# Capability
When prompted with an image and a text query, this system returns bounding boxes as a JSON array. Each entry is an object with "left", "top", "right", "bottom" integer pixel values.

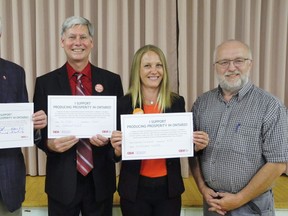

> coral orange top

[{"left": 140, "top": 104, "right": 167, "bottom": 177}]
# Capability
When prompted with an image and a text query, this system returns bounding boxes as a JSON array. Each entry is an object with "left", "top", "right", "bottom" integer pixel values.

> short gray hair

[
  {"left": 61, "top": 16, "right": 94, "bottom": 37},
  {"left": 213, "top": 39, "right": 252, "bottom": 63}
]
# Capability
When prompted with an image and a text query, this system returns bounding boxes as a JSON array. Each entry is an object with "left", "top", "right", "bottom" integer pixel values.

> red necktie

[{"left": 74, "top": 72, "right": 94, "bottom": 176}]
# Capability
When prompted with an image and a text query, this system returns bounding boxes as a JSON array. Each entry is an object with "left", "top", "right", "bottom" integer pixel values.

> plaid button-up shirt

[{"left": 192, "top": 81, "right": 288, "bottom": 193}]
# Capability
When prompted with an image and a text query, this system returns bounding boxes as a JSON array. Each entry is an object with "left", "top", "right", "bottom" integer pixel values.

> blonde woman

[{"left": 111, "top": 45, "right": 209, "bottom": 216}]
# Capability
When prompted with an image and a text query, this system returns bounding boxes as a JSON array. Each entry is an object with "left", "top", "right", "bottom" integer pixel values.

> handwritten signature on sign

[{"left": 0, "top": 126, "right": 25, "bottom": 134}]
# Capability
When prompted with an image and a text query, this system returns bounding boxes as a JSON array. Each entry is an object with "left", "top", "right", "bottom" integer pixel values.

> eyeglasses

[{"left": 215, "top": 58, "right": 251, "bottom": 69}]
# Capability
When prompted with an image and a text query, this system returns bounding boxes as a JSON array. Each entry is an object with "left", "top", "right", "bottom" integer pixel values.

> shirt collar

[{"left": 66, "top": 62, "right": 92, "bottom": 80}]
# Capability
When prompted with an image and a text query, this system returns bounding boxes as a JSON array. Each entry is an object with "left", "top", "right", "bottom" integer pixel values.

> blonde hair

[{"left": 128, "top": 44, "right": 177, "bottom": 112}]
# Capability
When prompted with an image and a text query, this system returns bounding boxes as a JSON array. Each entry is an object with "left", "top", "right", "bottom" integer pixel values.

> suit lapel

[
  {"left": 57, "top": 64, "right": 73, "bottom": 95},
  {"left": 91, "top": 65, "right": 104, "bottom": 95},
  {"left": 0, "top": 59, "right": 9, "bottom": 102}
]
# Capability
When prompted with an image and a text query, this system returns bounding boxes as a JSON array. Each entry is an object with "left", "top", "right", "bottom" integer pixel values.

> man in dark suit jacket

[
  {"left": 0, "top": 18, "right": 47, "bottom": 216},
  {"left": 33, "top": 16, "right": 123, "bottom": 216}
]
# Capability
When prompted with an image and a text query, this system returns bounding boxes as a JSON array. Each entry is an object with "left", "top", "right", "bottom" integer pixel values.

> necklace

[
  {"left": 148, "top": 100, "right": 154, "bottom": 105},
  {"left": 143, "top": 96, "right": 156, "bottom": 105}
]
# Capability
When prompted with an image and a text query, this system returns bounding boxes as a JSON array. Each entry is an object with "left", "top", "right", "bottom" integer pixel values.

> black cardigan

[{"left": 116, "top": 94, "right": 186, "bottom": 201}]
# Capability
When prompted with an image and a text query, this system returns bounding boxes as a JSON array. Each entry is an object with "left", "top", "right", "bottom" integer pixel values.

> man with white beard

[{"left": 189, "top": 40, "right": 288, "bottom": 216}]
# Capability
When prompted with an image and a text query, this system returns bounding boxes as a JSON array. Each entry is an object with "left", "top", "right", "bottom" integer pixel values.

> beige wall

[{"left": 0, "top": 0, "right": 287, "bottom": 178}]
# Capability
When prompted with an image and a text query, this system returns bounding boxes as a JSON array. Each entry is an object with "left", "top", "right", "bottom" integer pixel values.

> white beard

[{"left": 217, "top": 71, "right": 249, "bottom": 93}]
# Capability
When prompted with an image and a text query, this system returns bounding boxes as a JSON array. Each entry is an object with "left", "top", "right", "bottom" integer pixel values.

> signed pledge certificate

[
  {"left": 48, "top": 96, "right": 116, "bottom": 138},
  {"left": 121, "top": 112, "right": 193, "bottom": 160},
  {"left": 0, "top": 103, "right": 34, "bottom": 149}
]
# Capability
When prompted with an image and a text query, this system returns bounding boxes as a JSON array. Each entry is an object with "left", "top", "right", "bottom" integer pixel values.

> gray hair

[
  {"left": 213, "top": 39, "right": 252, "bottom": 63},
  {"left": 61, "top": 16, "right": 94, "bottom": 37}
]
